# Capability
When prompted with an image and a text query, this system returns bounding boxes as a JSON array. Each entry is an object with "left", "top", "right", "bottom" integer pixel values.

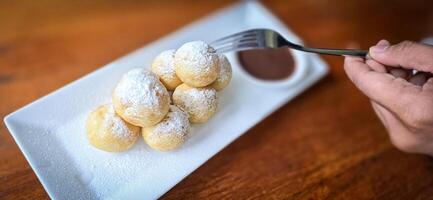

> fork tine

[
  {"left": 215, "top": 42, "right": 260, "bottom": 53},
  {"left": 211, "top": 32, "right": 258, "bottom": 44},
  {"left": 216, "top": 45, "right": 258, "bottom": 54},
  {"left": 212, "top": 37, "right": 259, "bottom": 49},
  {"left": 211, "top": 29, "right": 258, "bottom": 42},
  {"left": 211, "top": 35, "right": 258, "bottom": 47},
  {"left": 213, "top": 40, "right": 260, "bottom": 52},
  {"left": 210, "top": 29, "right": 259, "bottom": 45}
]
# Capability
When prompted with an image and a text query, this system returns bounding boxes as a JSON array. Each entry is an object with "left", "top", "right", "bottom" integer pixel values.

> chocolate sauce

[{"left": 237, "top": 48, "right": 295, "bottom": 80}]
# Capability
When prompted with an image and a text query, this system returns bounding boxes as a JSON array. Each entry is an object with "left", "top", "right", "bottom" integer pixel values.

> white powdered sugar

[
  {"left": 152, "top": 105, "right": 189, "bottom": 137},
  {"left": 152, "top": 49, "right": 176, "bottom": 78},
  {"left": 102, "top": 105, "right": 136, "bottom": 141},
  {"left": 177, "top": 87, "right": 217, "bottom": 117},
  {"left": 55, "top": 114, "right": 153, "bottom": 199},
  {"left": 114, "top": 68, "right": 167, "bottom": 115},
  {"left": 217, "top": 54, "right": 232, "bottom": 82},
  {"left": 174, "top": 41, "right": 217, "bottom": 75}
]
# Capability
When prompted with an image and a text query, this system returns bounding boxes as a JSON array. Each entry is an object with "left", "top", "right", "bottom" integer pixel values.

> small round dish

[{"left": 231, "top": 48, "right": 308, "bottom": 88}]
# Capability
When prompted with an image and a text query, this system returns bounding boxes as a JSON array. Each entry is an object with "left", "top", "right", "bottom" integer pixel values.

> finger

[
  {"left": 389, "top": 68, "right": 410, "bottom": 79},
  {"left": 344, "top": 56, "right": 421, "bottom": 116},
  {"left": 366, "top": 39, "right": 390, "bottom": 60},
  {"left": 370, "top": 101, "right": 390, "bottom": 130},
  {"left": 370, "top": 101, "right": 421, "bottom": 153},
  {"left": 409, "top": 72, "right": 428, "bottom": 86},
  {"left": 369, "top": 40, "right": 413, "bottom": 79},
  {"left": 422, "top": 78, "right": 433, "bottom": 92},
  {"left": 369, "top": 40, "right": 433, "bottom": 72},
  {"left": 366, "top": 59, "right": 387, "bottom": 73},
  {"left": 368, "top": 41, "right": 412, "bottom": 78}
]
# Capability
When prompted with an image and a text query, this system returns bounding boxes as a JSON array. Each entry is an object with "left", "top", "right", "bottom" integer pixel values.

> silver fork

[{"left": 211, "top": 28, "right": 367, "bottom": 57}]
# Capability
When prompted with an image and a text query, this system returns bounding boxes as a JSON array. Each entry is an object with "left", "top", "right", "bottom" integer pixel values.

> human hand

[{"left": 344, "top": 40, "right": 433, "bottom": 155}]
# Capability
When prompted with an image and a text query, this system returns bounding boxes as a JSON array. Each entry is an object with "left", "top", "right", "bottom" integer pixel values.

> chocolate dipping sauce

[{"left": 237, "top": 48, "right": 295, "bottom": 80}]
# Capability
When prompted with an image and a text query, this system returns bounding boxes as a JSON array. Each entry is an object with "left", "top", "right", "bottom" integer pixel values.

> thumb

[{"left": 369, "top": 40, "right": 433, "bottom": 72}]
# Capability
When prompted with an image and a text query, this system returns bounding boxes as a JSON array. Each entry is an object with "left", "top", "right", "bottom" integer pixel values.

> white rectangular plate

[{"left": 4, "top": 2, "right": 328, "bottom": 199}]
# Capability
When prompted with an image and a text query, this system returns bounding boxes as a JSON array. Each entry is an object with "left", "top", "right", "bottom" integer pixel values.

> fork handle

[{"left": 290, "top": 45, "right": 368, "bottom": 57}]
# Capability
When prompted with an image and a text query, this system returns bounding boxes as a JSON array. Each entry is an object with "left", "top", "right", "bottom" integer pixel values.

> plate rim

[{"left": 3, "top": 1, "right": 329, "bottom": 199}]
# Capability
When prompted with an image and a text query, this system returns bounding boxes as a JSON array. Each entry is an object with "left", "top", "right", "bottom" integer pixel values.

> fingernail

[
  {"left": 366, "top": 53, "right": 372, "bottom": 59},
  {"left": 376, "top": 39, "right": 390, "bottom": 46},
  {"left": 370, "top": 44, "right": 389, "bottom": 53},
  {"left": 370, "top": 39, "right": 390, "bottom": 53}
]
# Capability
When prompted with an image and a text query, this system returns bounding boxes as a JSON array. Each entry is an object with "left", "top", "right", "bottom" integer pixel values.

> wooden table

[{"left": 1, "top": 0, "right": 433, "bottom": 199}]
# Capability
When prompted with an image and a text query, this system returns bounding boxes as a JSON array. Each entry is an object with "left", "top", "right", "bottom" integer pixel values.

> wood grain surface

[{"left": 1, "top": 0, "right": 433, "bottom": 199}]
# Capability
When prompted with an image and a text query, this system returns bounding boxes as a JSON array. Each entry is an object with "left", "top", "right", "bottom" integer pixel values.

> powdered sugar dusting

[
  {"left": 175, "top": 86, "right": 217, "bottom": 119},
  {"left": 152, "top": 105, "right": 189, "bottom": 137},
  {"left": 175, "top": 41, "right": 217, "bottom": 75},
  {"left": 102, "top": 105, "right": 137, "bottom": 141},
  {"left": 152, "top": 49, "right": 176, "bottom": 78},
  {"left": 216, "top": 54, "right": 232, "bottom": 83},
  {"left": 114, "top": 68, "right": 167, "bottom": 115},
  {"left": 55, "top": 114, "right": 154, "bottom": 199}
]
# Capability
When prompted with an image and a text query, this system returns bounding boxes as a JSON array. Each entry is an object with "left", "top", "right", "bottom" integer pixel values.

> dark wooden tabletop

[{"left": 1, "top": 0, "right": 433, "bottom": 199}]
